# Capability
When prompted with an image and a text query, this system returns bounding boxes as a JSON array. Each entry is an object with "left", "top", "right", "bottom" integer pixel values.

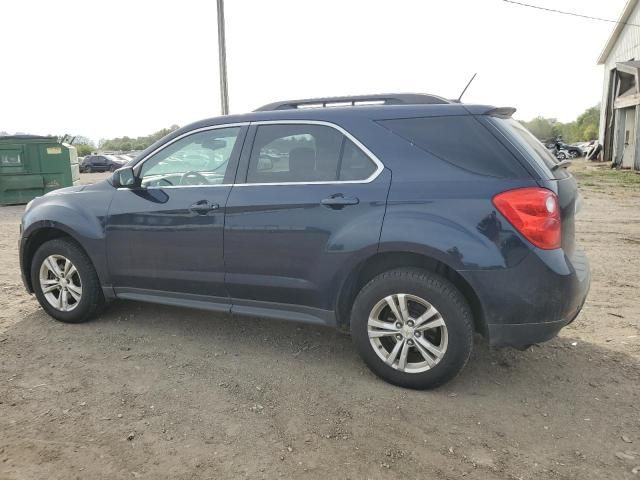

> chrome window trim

[
  {"left": 234, "top": 119, "right": 385, "bottom": 186},
  {"left": 118, "top": 183, "right": 232, "bottom": 191},
  {"left": 130, "top": 123, "right": 249, "bottom": 189},
  {"left": 121, "top": 119, "right": 385, "bottom": 190}
]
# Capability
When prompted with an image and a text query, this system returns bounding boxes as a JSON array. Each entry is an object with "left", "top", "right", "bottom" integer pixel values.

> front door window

[{"left": 140, "top": 127, "right": 241, "bottom": 187}]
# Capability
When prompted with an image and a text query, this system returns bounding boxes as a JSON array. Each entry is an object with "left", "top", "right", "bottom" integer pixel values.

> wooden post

[
  {"left": 217, "top": 0, "right": 229, "bottom": 115},
  {"left": 612, "top": 108, "right": 626, "bottom": 167},
  {"left": 635, "top": 105, "right": 640, "bottom": 170}
]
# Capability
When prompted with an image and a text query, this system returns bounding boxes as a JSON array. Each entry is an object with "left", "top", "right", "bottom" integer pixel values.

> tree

[
  {"left": 99, "top": 125, "right": 180, "bottom": 152},
  {"left": 70, "top": 135, "right": 95, "bottom": 157},
  {"left": 520, "top": 105, "right": 600, "bottom": 143},
  {"left": 574, "top": 106, "right": 600, "bottom": 141},
  {"left": 74, "top": 143, "right": 94, "bottom": 156},
  {"left": 521, "top": 117, "right": 561, "bottom": 141}
]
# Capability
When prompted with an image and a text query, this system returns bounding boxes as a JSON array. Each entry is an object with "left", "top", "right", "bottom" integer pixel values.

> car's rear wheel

[
  {"left": 31, "top": 238, "right": 104, "bottom": 323},
  {"left": 350, "top": 268, "right": 473, "bottom": 389},
  {"left": 86, "top": 166, "right": 93, "bottom": 173}
]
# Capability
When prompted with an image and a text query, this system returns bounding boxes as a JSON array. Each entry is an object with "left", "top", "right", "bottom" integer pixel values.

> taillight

[{"left": 492, "top": 187, "right": 561, "bottom": 250}]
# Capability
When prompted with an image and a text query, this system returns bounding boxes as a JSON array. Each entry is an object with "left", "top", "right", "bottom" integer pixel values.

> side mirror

[{"left": 112, "top": 166, "right": 137, "bottom": 188}]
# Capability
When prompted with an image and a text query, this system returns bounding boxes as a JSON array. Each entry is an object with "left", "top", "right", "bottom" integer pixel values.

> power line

[{"left": 502, "top": 0, "right": 640, "bottom": 28}]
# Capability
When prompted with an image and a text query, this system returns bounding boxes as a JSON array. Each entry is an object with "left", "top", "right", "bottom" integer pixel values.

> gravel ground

[{"left": 0, "top": 165, "right": 639, "bottom": 479}]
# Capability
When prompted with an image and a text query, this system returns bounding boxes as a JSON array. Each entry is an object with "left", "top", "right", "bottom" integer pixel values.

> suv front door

[
  {"left": 106, "top": 125, "right": 246, "bottom": 304},
  {"left": 224, "top": 121, "right": 390, "bottom": 322}
]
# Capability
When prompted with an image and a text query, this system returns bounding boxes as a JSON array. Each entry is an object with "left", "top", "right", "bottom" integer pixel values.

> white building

[{"left": 598, "top": 0, "right": 640, "bottom": 169}]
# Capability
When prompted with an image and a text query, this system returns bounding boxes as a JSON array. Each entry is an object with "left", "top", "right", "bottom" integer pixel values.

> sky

[{"left": 0, "top": 0, "right": 629, "bottom": 143}]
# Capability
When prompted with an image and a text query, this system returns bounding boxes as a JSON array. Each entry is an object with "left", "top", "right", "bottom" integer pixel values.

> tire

[
  {"left": 350, "top": 268, "right": 474, "bottom": 390},
  {"left": 556, "top": 152, "right": 567, "bottom": 160},
  {"left": 569, "top": 150, "right": 579, "bottom": 159},
  {"left": 86, "top": 166, "right": 93, "bottom": 173},
  {"left": 31, "top": 238, "right": 104, "bottom": 323}
]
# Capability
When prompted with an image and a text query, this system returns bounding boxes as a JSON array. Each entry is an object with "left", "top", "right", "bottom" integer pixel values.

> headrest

[{"left": 288, "top": 147, "right": 315, "bottom": 175}]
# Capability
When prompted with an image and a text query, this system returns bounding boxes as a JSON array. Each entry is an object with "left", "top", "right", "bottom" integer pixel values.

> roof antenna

[{"left": 457, "top": 73, "right": 477, "bottom": 102}]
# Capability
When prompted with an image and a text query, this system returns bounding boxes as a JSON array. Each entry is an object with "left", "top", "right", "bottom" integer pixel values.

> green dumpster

[{"left": 0, "top": 135, "right": 79, "bottom": 205}]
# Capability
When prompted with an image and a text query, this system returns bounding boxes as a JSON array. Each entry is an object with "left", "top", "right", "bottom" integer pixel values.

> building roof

[{"left": 597, "top": 0, "right": 639, "bottom": 65}]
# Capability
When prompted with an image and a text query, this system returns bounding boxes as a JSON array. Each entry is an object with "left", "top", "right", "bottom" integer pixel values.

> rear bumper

[
  {"left": 486, "top": 296, "right": 585, "bottom": 347},
  {"left": 462, "top": 248, "right": 590, "bottom": 347}
]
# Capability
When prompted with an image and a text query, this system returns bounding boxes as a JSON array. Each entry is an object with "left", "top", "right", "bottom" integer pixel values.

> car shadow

[{"left": 6, "top": 299, "right": 639, "bottom": 398}]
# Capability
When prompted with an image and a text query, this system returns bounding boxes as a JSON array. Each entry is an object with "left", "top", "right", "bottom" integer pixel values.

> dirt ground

[{"left": 0, "top": 164, "right": 638, "bottom": 480}]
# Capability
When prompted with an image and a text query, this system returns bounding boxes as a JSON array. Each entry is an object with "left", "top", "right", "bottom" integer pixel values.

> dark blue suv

[{"left": 19, "top": 94, "right": 590, "bottom": 389}]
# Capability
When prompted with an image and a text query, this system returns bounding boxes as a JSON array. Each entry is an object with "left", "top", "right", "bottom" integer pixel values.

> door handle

[
  {"left": 189, "top": 200, "right": 219, "bottom": 214},
  {"left": 321, "top": 194, "right": 359, "bottom": 209}
]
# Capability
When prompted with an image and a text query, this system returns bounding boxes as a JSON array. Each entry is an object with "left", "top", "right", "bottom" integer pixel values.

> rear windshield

[
  {"left": 490, "top": 118, "right": 569, "bottom": 179},
  {"left": 377, "top": 116, "right": 528, "bottom": 178}
]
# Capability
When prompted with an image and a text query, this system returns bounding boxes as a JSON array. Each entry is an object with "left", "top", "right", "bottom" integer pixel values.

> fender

[
  {"left": 378, "top": 201, "right": 533, "bottom": 273},
  {"left": 21, "top": 186, "right": 114, "bottom": 290}
]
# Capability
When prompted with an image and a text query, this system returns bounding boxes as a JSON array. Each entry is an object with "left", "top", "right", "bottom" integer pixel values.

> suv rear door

[
  {"left": 224, "top": 121, "right": 390, "bottom": 321},
  {"left": 93, "top": 156, "right": 108, "bottom": 169}
]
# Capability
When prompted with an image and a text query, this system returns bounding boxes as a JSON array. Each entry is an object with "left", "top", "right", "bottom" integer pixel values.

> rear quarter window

[
  {"left": 377, "top": 116, "right": 528, "bottom": 178},
  {"left": 490, "top": 118, "right": 569, "bottom": 180}
]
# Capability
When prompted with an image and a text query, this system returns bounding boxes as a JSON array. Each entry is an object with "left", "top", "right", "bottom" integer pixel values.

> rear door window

[
  {"left": 377, "top": 116, "right": 528, "bottom": 178},
  {"left": 339, "top": 140, "right": 377, "bottom": 180},
  {"left": 245, "top": 124, "right": 378, "bottom": 183}
]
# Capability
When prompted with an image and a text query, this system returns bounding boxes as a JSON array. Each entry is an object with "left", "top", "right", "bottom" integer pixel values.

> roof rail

[{"left": 254, "top": 93, "right": 451, "bottom": 111}]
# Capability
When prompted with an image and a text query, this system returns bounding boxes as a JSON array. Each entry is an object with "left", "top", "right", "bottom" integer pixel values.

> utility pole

[{"left": 216, "top": 0, "right": 229, "bottom": 115}]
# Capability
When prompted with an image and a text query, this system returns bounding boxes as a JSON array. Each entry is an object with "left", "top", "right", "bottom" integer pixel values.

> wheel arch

[
  {"left": 22, "top": 225, "right": 92, "bottom": 293},
  {"left": 335, "top": 251, "right": 487, "bottom": 336}
]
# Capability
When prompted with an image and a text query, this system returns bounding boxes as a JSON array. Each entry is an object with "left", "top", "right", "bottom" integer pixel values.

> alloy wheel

[
  {"left": 367, "top": 293, "right": 448, "bottom": 373},
  {"left": 39, "top": 255, "right": 82, "bottom": 312}
]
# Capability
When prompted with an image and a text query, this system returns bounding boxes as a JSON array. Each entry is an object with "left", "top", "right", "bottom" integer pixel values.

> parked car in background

[
  {"left": 575, "top": 141, "right": 595, "bottom": 152},
  {"left": 19, "top": 94, "right": 590, "bottom": 389},
  {"left": 545, "top": 140, "right": 583, "bottom": 159},
  {"left": 114, "top": 154, "right": 135, "bottom": 164},
  {"left": 562, "top": 143, "right": 583, "bottom": 158},
  {"left": 80, "top": 154, "right": 126, "bottom": 173}
]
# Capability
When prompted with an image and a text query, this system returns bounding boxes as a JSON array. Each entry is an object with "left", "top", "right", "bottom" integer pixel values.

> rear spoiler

[{"left": 485, "top": 107, "right": 516, "bottom": 119}]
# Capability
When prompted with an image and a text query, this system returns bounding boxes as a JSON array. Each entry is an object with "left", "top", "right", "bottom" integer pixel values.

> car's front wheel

[
  {"left": 31, "top": 238, "right": 104, "bottom": 323},
  {"left": 350, "top": 268, "right": 473, "bottom": 389}
]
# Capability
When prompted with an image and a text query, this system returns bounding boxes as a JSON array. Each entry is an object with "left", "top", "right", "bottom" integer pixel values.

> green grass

[{"left": 571, "top": 167, "right": 640, "bottom": 189}]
